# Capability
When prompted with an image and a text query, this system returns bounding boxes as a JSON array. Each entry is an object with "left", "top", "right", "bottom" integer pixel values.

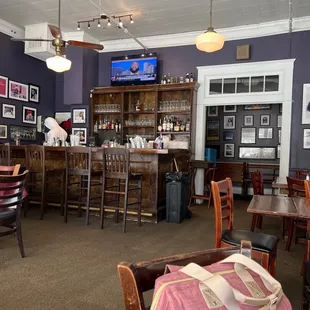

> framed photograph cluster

[
  {"left": 9, "top": 125, "right": 37, "bottom": 141},
  {"left": 241, "top": 127, "right": 256, "bottom": 144},
  {"left": 239, "top": 147, "right": 276, "bottom": 160},
  {"left": 244, "top": 115, "right": 253, "bottom": 126},
  {"left": 224, "top": 115, "right": 235, "bottom": 129},
  {"left": 2, "top": 103, "right": 15, "bottom": 119},
  {"left": 258, "top": 128, "right": 273, "bottom": 139},
  {"left": 72, "top": 108, "right": 86, "bottom": 124},
  {"left": 224, "top": 144, "right": 235, "bottom": 157},
  {"left": 260, "top": 114, "right": 270, "bottom": 126}
]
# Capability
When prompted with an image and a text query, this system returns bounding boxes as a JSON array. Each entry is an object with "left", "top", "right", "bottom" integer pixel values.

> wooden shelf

[
  {"left": 124, "top": 126, "right": 155, "bottom": 128},
  {"left": 157, "top": 131, "right": 190, "bottom": 134},
  {"left": 123, "top": 111, "right": 155, "bottom": 114},
  {"left": 93, "top": 112, "right": 121, "bottom": 115},
  {"left": 157, "top": 111, "right": 190, "bottom": 115}
]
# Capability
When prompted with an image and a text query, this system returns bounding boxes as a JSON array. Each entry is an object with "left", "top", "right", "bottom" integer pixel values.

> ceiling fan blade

[
  {"left": 11, "top": 38, "right": 52, "bottom": 42},
  {"left": 67, "top": 40, "right": 104, "bottom": 50},
  {"left": 48, "top": 24, "right": 62, "bottom": 39}
]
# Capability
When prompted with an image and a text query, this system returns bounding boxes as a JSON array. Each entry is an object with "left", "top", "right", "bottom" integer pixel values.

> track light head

[
  {"left": 88, "top": 22, "right": 90, "bottom": 29},
  {"left": 130, "top": 16, "right": 134, "bottom": 24},
  {"left": 77, "top": 23, "right": 80, "bottom": 30},
  {"left": 97, "top": 20, "right": 101, "bottom": 27},
  {"left": 107, "top": 18, "right": 111, "bottom": 26},
  {"left": 118, "top": 18, "right": 123, "bottom": 27}
]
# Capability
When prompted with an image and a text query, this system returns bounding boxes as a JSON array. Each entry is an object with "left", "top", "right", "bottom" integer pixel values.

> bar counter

[{"left": 10, "top": 146, "right": 190, "bottom": 222}]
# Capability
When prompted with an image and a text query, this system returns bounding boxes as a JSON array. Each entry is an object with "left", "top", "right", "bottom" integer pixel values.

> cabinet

[{"left": 90, "top": 83, "right": 199, "bottom": 151}]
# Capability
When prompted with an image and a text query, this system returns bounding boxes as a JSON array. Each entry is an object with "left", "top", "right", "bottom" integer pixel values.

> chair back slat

[
  {"left": 0, "top": 170, "right": 28, "bottom": 209},
  {"left": 296, "top": 169, "right": 310, "bottom": 180},
  {"left": 103, "top": 148, "right": 129, "bottom": 179},
  {"left": 211, "top": 178, "right": 234, "bottom": 248},
  {"left": 65, "top": 147, "right": 92, "bottom": 175},
  {"left": 0, "top": 164, "right": 21, "bottom": 176},
  {"left": 0, "top": 144, "right": 10, "bottom": 165},
  {"left": 25, "top": 145, "right": 45, "bottom": 172},
  {"left": 287, "top": 177, "right": 305, "bottom": 197},
  {"left": 251, "top": 169, "right": 264, "bottom": 195},
  {"left": 304, "top": 180, "right": 310, "bottom": 199}
]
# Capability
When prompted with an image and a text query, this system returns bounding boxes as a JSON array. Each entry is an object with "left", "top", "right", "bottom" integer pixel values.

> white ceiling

[{"left": 0, "top": 0, "right": 310, "bottom": 41}]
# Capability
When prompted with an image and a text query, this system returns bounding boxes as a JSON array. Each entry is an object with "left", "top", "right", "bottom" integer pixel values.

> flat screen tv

[{"left": 111, "top": 53, "right": 157, "bottom": 86}]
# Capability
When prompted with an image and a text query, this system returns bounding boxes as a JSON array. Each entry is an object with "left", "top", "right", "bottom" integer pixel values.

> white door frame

[{"left": 195, "top": 59, "right": 295, "bottom": 196}]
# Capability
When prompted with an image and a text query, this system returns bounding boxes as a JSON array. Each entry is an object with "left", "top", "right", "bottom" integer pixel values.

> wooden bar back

[{"left": 0, "top": 144, "right": 10, "bottom": 165}]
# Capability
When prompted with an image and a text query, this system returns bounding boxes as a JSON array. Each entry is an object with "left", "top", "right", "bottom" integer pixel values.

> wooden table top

[{"left": 291, "top": 197, "right": 310, "bottom": 220}]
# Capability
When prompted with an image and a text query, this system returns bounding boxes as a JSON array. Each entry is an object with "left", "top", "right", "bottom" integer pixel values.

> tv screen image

[{"left": 111, "top": 54, "right": 157, "bottom": 86}]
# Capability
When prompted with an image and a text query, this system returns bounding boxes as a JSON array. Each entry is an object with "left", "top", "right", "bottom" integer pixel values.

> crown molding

[
  {"left": 0, "top": 18, "right": 24, "bottom": 39},
  {"left": 99, "top": 16, "right": 310, "bottom": 53}
]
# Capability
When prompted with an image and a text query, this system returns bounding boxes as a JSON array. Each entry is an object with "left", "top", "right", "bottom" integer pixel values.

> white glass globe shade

[
  {"left": 196, "top": 29, "right": 225, "bottom": 53},
  {"left": 46, "top": 55, "right": 72, "bottom": 73}
]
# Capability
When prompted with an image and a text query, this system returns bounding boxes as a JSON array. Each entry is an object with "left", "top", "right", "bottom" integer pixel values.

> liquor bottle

[
  {"left": 174, "top": 118, "right": 180, "bottom": 132},
  {"left": 111, "top": 119, "right": 115, "bottom": 130},
  {"left": 190, "top": 73, "right": 194, "bottom": 82},
  {"left": 94, "top": 121, "right": 98, "bottom": 133},
  {"left": 180, "top": 121, "right": 185, "bottom": 132},
  {"left": 185, "top": 73, "right": 190, "bottom": 83},
  {"left": 163, "top": 75, "right": 167, "bottom": 84},
  {"left": 161, "top": 76, "right": 165, "bottom": 84},
  {"left": 158, "top": 118, "right": 163, "bottom": 132},
  {"left": 115, "top": 120, "right": 119, "bottom": 133},
  {"left": 166, "top": 118, "right": 170, "bottom": 132},
  {"left": 185, "top": 118, "right": 190, "bottom": 132},
  {"left": 99, "top": 120, "right": 103, "bottom": 130},
  {"left": 158, "top": 133, "right": 163, "bottom": 149},
  {"left": 167, "top": 73, "right": 171, "bottom": 84},
  {"left": 136, "top": 99, "right": 141, "bottom": 112},
  {"left": 118, "top": 121, "right": 122, "bottom": 133},
  {"left": 162, "top": 117, "right": 167, "bottom": 132}
]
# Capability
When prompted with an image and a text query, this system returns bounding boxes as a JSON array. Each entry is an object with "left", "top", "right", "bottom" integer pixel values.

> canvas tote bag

[{"left": 151, "top": 253, "right": 292, "bottom": 310}]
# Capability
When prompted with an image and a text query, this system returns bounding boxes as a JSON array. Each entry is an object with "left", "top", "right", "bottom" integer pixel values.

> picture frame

[
  {"left": 260, "top": 114, "right": 270, "bottom": 126},
  {"left": 22, "top": 106, "right": 37, "bottom": 125},
  {"left": 9, "top": 80, "right": 29, "bottom": 102},
  {"left": 0, "top": 124, "right": 7, "bottom": 139},
  {"left": 224, "top": 143, "right": 235, "bottom": 158},
  {"left": 241, "top": 127, "right": 256, "bottom": 144},
  {"left": 302, "top": 84, "right": 310, "bottom": 124},
  {"left": 223, "top": 131, "right": 235, "bottom": 141},
  {"left": 72, "top": 108, "right": 86, "bottom": 124},
  {"left": 244, "top": 115, "right": 254, "bottom": 126},
  {"left": 0, "top": 75, "right": 8, "bottom": 98},
  {"left": 244, "top": 104, "right": 271, "bottom": 110},
  {"left": 239, "top": 147, "right": 276, "bottom": 159},
  {"left": 29, "top": 84, "right": 40, "bottom": 103},
  {"left": 224, "top": 115, "right": 235, "bottom": 129},
  {"left": 277, "top": 115, "right": 282, "bottom": 128},
  {"left": 206, "top": 120, "right": 220, "bottom": 141},
  {"left": 2, "top": 103, "right": 15, "bottom": 119},
  {"left": 303, "top": 129, "right": 310, "bottom": 149},
  {"left": 9, "top": 125, "right": 36, "bottom": 141},
  {"left": 223, "top": 105, "right": 237, "bottom": 113},
  {"left": 258, "top": 127, "right": 273, "bottom": 139},
  {"left": 236, "top": 44, "right": 250, "bottom": 60},
  {"left": 277, "top": 145, "right": 281, "bottom": 159},
  {"left": 72, "top": 128, "right": 87, "bottom": 144},
  {"left": 207, "top": 106, "right": 218, "bottom": 117}
]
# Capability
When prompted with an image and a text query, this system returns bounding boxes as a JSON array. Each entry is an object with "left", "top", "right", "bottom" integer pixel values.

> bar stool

[
  {"left": 188, "top": 160, "right": 216, "bottom": 208},
  {"left": 25, "top": 145, "right": 65, "bottom": 219},
  {"left": 100, "top": 148, "right": 142, "bottom": 233},
  {"left": 0, "top": 144, "right": 10, "bottom": 165},
  {"left": 64, "top": 147, "right": 103, "bottom": 225}
]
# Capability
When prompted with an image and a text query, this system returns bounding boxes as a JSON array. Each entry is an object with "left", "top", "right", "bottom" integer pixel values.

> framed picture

[
  {"left": 244, "top": 104, "right": 271, "bottom": 110},
  {"left": 29, "top": 84, "right": 40, "bottom": 103},
  {"left": 9, "top": 81, "right": 29, "bottom": 102},
  {"left": 278, "top": 130, "right": 281, "bottom": 144},
  {"left": 224, "top": 115, "right": 235, "bottom": 129},
  {"left": 223, "top": 105, "right": 237, "bottom": 113},
  {"left": 244, "top": 115, "right": 253, "bottom": 126},
  {"left": 258, "top": 127, "right": 273, "bottom": 139},
  {"left": 207, "top": 106, "right": 218, "bottom": 117},
  {"left": 72, "top": 108, "right": 86, "bottom": 124},
  {"left": 277, "top": 115, "right": 282, "bottom": 128},
  {"left": 239, "top": 147, "right": 276, "bottom": 159},
  {"left": 206, "top": 120, "right": 220, "bottom": 141},
  {"left": 0, "top": 75, "right": 8, "bottom": 98},
  {"left": 22, "top": 106, "right": 37, "bottom": 125},
  {"left": 72, "top": 128, "right": 87, "bottom": 144},
  {"left": 241, "top": 127, "right": 256, "bottom": 144},
  {"left": 223, "top": 131, "right": 235, "bottom": 141},
  {"left": 260, "top": 114, "right": 270, "bottom": 126},
  {"left": 2, "top": 103, "right": 15, "bottom": 119},
  {"left": 224, "top": 143, "right": 235, "bottom": 158},
  {"left": 302, "top": 84, "right": 310, "bottom": 124},
  {"left": 10, "top": 125, "right": 36, "bottom": 141},
  {"left": 277, "top": 145, "right": 281, "bottom": 159},
  {"left": 0, "top": 124, "right": 7, "bottom": 139},
  {"left": 303, "top": 129, "right": 310, "bottom": 149}
]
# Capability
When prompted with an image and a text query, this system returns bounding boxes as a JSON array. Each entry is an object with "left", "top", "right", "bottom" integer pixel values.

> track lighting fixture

[
  {"left": 97, "top": 20, "right": 101, "bottom": 27},
  {"left": 77, "top": 23, "right": 80, "bottom": 30},
  {"left": 118, "top": 18, "right": 123, "bottom": 27},
  {"left": 130, "top": 16, "right": 134, "bottom": 24},
  {"left": 107, "top": 18, "right": 111, "bottom": 26},
  {"left": 88, "top": 22, "right": 90, "bottom": 29}
]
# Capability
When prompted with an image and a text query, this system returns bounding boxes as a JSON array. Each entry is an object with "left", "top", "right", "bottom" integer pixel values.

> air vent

[{"left": 27, "top": 40, "right": 42, "bottom": 49}]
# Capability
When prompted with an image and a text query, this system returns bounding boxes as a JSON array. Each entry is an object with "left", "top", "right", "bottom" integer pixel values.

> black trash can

[{"left": 165, "top": 172, "right": 191, "bottom": 223}]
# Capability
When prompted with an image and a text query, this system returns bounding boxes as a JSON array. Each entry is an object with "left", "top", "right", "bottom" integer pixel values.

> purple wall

[
  {"left": 98, "top": 31, "right": 310, "bottom": 170},
  {"left": 0, "top": 32, "right": 56, "bottom": 143}
]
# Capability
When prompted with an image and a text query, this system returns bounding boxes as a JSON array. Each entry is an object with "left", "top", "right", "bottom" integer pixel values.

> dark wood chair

[
  {"left": 250, "top": 170, "right": 264, "bottom": 231},
  {"left": 64, "top": 147, "right": 102, "bottom": 225},
  {"left": 118, "top": 245, "right": 251, "bottom": 310},
  {"left": 286, "top": 177, "right": 307, "bottom": 251},
  {"left": 0, "top": 144, "right": 10, "bottom": 165},
  {"left": 25, "top": 145, "right": 65, "bottom": 220},
  {"left": 296, "top": 169, "right": 310, "bottom": 180},
  {"left": 211, "top": 178, "right": 279, "bottom": 276},
  {"left": 0, "top": 170, "right": 28, "bottom": 258},
  {"left": 100, "top": 148, "right": 142, "bottom": 233},
  {"left": 188, "top": 160, "right": 216, "bottom": 208}
]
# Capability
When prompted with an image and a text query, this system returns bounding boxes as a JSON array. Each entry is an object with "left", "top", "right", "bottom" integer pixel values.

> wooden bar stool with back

[{"left": 0, "top": 144, "right": 10, "bottom": 165}]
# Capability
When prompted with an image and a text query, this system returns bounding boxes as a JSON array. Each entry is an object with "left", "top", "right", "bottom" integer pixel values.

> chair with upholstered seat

[{"left": 211, "top": 177, "right": 279, "bottom": 276}]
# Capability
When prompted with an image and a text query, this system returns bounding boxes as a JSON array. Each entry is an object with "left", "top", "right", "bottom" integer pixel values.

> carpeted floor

[{"left": 0, "top": 201, "right": 304, "bottom": 310}]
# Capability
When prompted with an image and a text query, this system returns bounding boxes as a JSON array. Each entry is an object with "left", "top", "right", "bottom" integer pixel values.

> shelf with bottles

[
  {"left": 157, "top": 131, "right": 190, "bottom": 135},
  {"left": 160, "top": 72, "right": 194, "bottom": 85},
  {"left": 123, "top": 111, "right": 154, "bottom": 115},
  {"left": 157, "top": 115, "right": 190, "bottom": 133},
  {"left": 124, "top": 91, "right": 156, "bottom": 113},
  {"left": 93, "top": 116, "right": 122, "bottom": 134}
]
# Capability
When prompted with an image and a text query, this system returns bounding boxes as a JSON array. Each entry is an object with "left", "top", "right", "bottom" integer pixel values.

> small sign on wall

[{"left": 236, "top": 45, "right": 250, "bottom": 60}]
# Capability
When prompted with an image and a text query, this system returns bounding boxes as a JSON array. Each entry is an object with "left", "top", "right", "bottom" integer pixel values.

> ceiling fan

[{"left": 11, "top": 0, "right": 104, "bottom": 73}]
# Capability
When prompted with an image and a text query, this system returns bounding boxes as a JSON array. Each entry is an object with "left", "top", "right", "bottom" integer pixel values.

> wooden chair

[
  {"left": 304, "top": 181, "right": 310, "bottom": 262},
  {"left": 286, "top": 177, "right": 307, "bottom": 251},
  {"left": 64, "top": 147, "right": 102, "bottom": 225},
  {"left": 0, "top": 170, "right": 28, "bottom": 257},
  {"left": 211, "top": 178, "right": 279, "bottom": 276},
  {"left": 0, "top": 164, "right": 21, "bottom": 176},
  {"left": 296, "top": 169, "right": 310, "bottom": 180},
  {"left": 25, "top": 145, "right": 65, "bottom": 220},
  {"left": 250, "top": 170, "right": 264, "bottom": 231},
  {"left": 118, "top": 245, "right": 250, "bottom": 310},
  {"left": 0, "top": 144, "right": 10, "bottom": 165},
  {"left": 100, "top": 148, "right": 142, "bottom": 233}
]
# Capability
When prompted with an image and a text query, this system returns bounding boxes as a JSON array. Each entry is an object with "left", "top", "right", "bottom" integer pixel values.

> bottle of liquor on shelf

[
  {"left": 111, "top": 119, "right": 115, "bottom": 130},
  {"left": 190, "top": 73, "right": 194, "bottom": 82},
  {"left": 99, "top": 120, "right": 103, "bottom": 130},
  {"left": 163, "top": 75, "right": 167, "bottom": 84},
  {"left": 167, "top": 73, "right": 171, "bottom": 84},
  {"left": 158, "top": 118, "right": 163, "bottom": 132},
  {"left": 161, "top": 76, "right": 165, "bottom": 84},
  {"left": 166, "top": 118, "right": 170, "bottom": 132},
  {"left": 185, "top": 73, "right": 190, "bottom": 83},
  {"left": 162, "top": 117, "right": 167, "bottom": 132},
  {"left": 185, "top": 118, "right": 190, "bottom": 132},
  {"left": 180, "top": 121, "right": 185, "bottom": 132},
  {"left": 174, "top": 118, "right": 180, "bottom": 132},
  {"left": 136, "top": 99, "right": 141, "bottom": 111},
  {"left": 115, "top": 120, "right": 119, "bottom": 133},
  {"left": 118, "top": 121, "right": 122, "bottom": 133},
  {"left": 94, "top": 121, "right": 98, "bottom": 133},
  {"left": 157, "top": 133, "right": 163, "bottom": 149}
]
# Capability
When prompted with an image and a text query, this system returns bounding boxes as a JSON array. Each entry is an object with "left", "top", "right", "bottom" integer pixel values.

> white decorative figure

[{"left": 44, "top": 117, "right": 68, "bottom": 146}]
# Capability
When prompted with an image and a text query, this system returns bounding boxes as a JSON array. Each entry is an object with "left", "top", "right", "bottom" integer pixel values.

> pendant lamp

[{"left": 196, "top": 0, "right": 225, "bottom": 53}]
